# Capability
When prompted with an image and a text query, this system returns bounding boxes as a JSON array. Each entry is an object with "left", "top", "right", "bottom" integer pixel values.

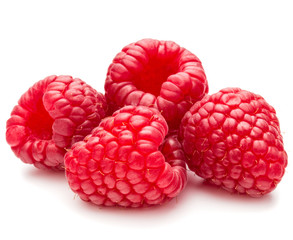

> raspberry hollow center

[
  {"left": 26, "top": 98, "right": 54, "bottom": 140},
  {"left": 133, "top": 56, "right": 178, "bottom": 96}
]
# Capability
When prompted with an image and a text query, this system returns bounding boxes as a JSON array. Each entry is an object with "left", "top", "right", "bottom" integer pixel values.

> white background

[{"left": 0, "top": 0, "right": 292, "bottom": 239}]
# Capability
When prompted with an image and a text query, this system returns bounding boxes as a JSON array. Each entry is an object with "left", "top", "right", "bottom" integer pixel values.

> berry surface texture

[
  {"left": 180, "top": 87, "right": 287, "bottom": 197},
  {"left": 6, "top": 75, "right": 107, "bottom": 170},
  {"left": 105, "top": 38, "right": 208, "bottom": 129},
  {"left": 65, "top": 105, "right": 187, "bottom": 207}
]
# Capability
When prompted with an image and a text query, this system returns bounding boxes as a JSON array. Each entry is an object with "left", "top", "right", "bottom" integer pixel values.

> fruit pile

[{"left": 6, "top": 38, "right": 287, "bottom": 207}]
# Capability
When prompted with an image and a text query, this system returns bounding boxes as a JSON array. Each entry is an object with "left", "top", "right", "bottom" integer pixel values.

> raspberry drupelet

[
  {"left": 104, "top": 38, "right": 208, "bottom": 129},
  {"left": 180, "top": 88, "right": 287, "bottom": 197},
  {"left": 65, "top": 105, "right": 187, "bottom": 207},
  {"left": 6, "top": 75, "right": 107, "bottom": 170}
]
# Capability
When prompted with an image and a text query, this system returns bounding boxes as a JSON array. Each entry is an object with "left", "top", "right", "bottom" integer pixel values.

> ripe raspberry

[
  {"left": 104, "top": 38, "right": 208, "bottom": 129},
  {"left": 180, "top": 88, "right": 287, "bottom": 197},
  {"left": 64, "top": 106, "right": 187, "bottom": 207},
  {"left": 6, "top": 75, "right": 107, "bottom": 170}
]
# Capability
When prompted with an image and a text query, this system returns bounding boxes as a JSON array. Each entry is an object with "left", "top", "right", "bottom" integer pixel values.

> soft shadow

[
  {"left": 23, "top": 167, "right": 66, "bottom": 183},
  {"left": 65, "top": 193, "right": 189, "bottom": 228}
]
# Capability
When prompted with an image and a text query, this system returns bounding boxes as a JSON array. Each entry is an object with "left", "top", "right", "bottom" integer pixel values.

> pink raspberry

[
  {"left": 65, "top": 105, "right": 187, "bottom": 207},
  {"left": 6, "top": 75, "right": 107, "bottom": 170},
  {"left": 180, "top": 88, "right": 287, "bottom": 197},
  {"left": 105, "top": 38, "right": 208, "bottom": 129}
]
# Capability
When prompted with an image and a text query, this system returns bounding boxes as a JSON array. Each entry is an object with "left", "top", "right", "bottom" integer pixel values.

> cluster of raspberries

[{"left": 6, "top": 39, "right": 287, "bottom": 207}]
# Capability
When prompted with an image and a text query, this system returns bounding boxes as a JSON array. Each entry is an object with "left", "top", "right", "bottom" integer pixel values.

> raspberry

[
  {"left": 180, "top": 88, "right": 287, "bottom": 197},
  {"left": 64, "top": 106, "right": 187, "bottom": 207},
  {"left": 6, "top": 75, "right": 107, "bottom": 170},
  {"left": 104, "top": 38, "right": 208, "bottom": 129}
]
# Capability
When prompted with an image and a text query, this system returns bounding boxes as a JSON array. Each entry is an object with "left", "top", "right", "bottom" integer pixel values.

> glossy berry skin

[
  {"left": 180, "top": 88, "right": 287, "bottom": 197},
  {"left": 65, "top": 106, "right": 187, "bottom": 207},
  {"left": 104, "top": 38, "right": 208, "bottom": 129},
  {"left": 6, "top": 75, "right": 107, "bottom": 170}
]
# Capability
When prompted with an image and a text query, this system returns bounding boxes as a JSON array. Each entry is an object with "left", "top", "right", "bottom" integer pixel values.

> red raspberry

[
  {"left": 104, "top": 38, "right": 208, "bottom": 129},
  {"left": 64, "top": 106, "right": 187, "bottom": 207},
  {"left": 180, "top": 88, "right": 287, "bottom": 197},
  {"left": 6, "top": 75, "right": 107, "bottom": 170}
]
